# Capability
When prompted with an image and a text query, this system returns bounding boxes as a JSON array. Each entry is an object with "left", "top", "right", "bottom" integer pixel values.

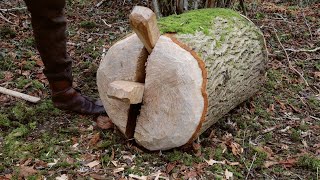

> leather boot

[
  {"left": 24, "top": 0, "right": 106, "bottom": 114},
  {"left": 50, "top": 81, "right": 106, "bottom": 114}
]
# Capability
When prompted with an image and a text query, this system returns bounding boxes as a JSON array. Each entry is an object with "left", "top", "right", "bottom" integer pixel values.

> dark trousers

[{"left": 24, "top": 0, "right": 73, "bottom": 83}]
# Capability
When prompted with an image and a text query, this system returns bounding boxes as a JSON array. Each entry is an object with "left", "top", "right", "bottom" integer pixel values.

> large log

[{"left": 97, "top": 8, "right": 267, "bottom": 150}]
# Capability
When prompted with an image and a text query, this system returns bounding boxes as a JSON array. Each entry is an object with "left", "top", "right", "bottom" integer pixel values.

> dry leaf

[
  {"left": 230, "top": 142, "right": 243, "bottom": 156},
  {"left": 85, "top": 160, "right": 100, "bottom": 168},
  {"left": 281, "top": 144, "right": 289, "bottom": 150},
  {"left": 279, "top": 126, "right": 290, "bottom": 133},
  {"left": 55, "top": 174, "right": 68, "bottom": 180},
  {"left": 255, "top": 146, "right": 274, "bottom": 159},
  {"left": 19, "top": 166, "right": 38, "bottom": 178},
  {"left": 90, "top": 173, "right": 106, "bottom": 180},
  {"left": 166, "top": 162, "right": 176, "bottom": 173},
  {"left": 193, "top": 143, "right": 202, "bottom": 157},
  {"left": 302, "top": 140, "right": 309, "bottom": 148},
  {"left": 113, "top": 167, "right": 125, "bottom": 173},
  {"left": 225, "top": 169, "right": 233, "bottom": 180},
  {"left": 205, "top": 159, "right": 226, "bottom": 166},
  {"left": 275, "top": 98, "right": 286, "bottom": 110},
  {"left": 129, "top": 174, "right": 147, "bottom": 180},
  {"left": 89, "top": 132, "right": 100, "bottom": 146},
  {"left": 22, "top": 158, "right": 32, "bottom": 166},
  {"left": 184, "top": 171, "right": 197, "bottom": 178},
  {"left": 96, "top": 116, "right": 113, "bottom": 129},
  {"left": 279, "top": 158, "right": 297, "bottom": 167},
  {"left": 0, "top": 176, "right": 11, "bottom": 180},
  {"left": 264, "top": 161, "right": 279, "bottom": 168}
]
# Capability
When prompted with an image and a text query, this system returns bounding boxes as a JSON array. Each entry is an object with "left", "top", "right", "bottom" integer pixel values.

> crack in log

[
  {"left": 125, "top": 48, "right": 147, "bottom": 138},
  {"left": 125, "top": 103, "right": 142, "bottom": 138}
]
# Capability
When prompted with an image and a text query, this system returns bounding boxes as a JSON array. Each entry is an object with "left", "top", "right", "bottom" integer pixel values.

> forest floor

[{"left": 0, "top": 0, "right": 319, "bottom": 179}]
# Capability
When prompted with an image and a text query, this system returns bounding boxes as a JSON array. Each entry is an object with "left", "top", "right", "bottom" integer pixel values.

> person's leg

[{"left": 24, "top": 0, "right": 105, "bottom": 114}]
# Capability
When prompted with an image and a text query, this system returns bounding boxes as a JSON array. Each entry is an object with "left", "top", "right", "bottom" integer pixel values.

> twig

[
  {"left": 302, "top": 11, "right": 313, "bottom": 40},
  {"left": 0, "top": 7, "right": 27, "bottom": 12},
  {"left": 0, "top": 87, "right": 41, "bottom": 103},
  {"left": 245, "top": 152, "right": 257, "bottom": 180},
  {"left": 0, "top": 12, "right": 15, "bottom": 24},
  {"left": 273, "top": 28, "right": 309, "bottom": 87},
  {"left": 310, "top": 116, "right": 320, "bottom": 121},
  {"left": 285, "top": 47, "right": 320, "bottom": 53},
  {"left": 95, "top": 0, "right": 106, "bottom": 7}
]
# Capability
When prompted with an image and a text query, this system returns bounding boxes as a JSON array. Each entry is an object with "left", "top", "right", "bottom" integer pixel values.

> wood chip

[{"left": 85, "top": 160, "right": 100, "bottom": 168}]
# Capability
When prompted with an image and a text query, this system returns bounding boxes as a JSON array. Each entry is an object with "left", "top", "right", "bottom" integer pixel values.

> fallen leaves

[
  {"left": 229, "top": 141, "right": 244, "bottom": 156},
  {"left": 166, "top": 162, "right": 176, "bottom": 173},
  {"left": 129, "top": 174, "right": 147, "bottom": 180},
  {"left": 205, "top": 159, "right": 225, "bottom": 166},
  {"left": 222, "top": 133, "right": 244, "bottom": 156},
  {"left": 85, "top": 160, "right": 100, "bottom": 168},
  {"left": 55, "top": 174, "right": 68, "bottom": 180},
  {"left": 278, "top": 158, "right": 297, "bottom": 168},
  {"left": 205, "top": 159, "right": 240, "bottom": 166},
  {"left": 96, "top": 116, "right": 113, "bottom": 129},
  {"left": 19, "top": 165, "right": 38, "bottom": 178},
  {"left": 224, "top": 169, "right": 233, "bottom": 180},
  {"left": 264, "top": 158, "right": 297, "bottom": 168},
  {"left": 89, "top": 132, "right": 100, "bottom": 146},
  {"left": 113, "top": 167, "right": 125, "bottom": 173}
]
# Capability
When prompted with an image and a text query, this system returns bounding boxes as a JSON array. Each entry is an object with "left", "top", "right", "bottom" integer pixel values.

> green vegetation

[
  {"left": 80, "top": 21, "right": 97, "bottom": 29},
  {"left": 298, "top": 155, "right": 320, "bottom": 171},
  {"left": 0, "top": 26, "right": 16, "bottom": 39},
  {"left": 158, "top": 8, "right": 242, "bottom": 34}
]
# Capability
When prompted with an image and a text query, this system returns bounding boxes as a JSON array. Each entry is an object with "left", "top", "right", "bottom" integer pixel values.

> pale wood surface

[
  {"left": 107, "top": 80, "right": 144, "bottom": 104},
  {"left": 0, "top": 87, "right": 41, "bottom": 103},
  {"left": 97, "top": 34, "right": 148, "bottom": 135},
  {"left": 129, "top": 6, "right": 160, "bottom": 54},
  {"left": 134, "top": 36, "right": 205, "bottom": 150}
]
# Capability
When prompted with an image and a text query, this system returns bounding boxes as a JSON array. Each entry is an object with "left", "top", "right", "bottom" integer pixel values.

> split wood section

[
  {"left": 97, "top": 7, "right": 267, "bottom": 150},
  {"left": 129, "top": 6, "right": 160, "bottom": 54}
]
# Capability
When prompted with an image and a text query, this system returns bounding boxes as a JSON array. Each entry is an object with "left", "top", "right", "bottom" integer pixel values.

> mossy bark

[{"left": 171, "top": 11, "right": 267, "bottom": 135}]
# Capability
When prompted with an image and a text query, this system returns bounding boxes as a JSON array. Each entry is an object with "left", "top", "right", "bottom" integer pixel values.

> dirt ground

[{"left": 0, "top": 0, "right": 319, "bottom": 179}]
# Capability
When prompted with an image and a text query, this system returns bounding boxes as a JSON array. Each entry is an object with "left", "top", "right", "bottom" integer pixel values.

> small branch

[
  {"left": 95, "top": 0, "right": 106, "bottom": 7},
  {"left": 245, "top": 152, "right": 257, "bottom": 180},
  {"left": 273, "top": 28, "right": 309, "bottom": 87},
  {"left": 0, "top": 12, "right": 15, "bottom": 24},
  {"left": 0, "top": 87, "right": 41, "bottom": 103},
  {"left": 310, "top": 116, "right": 320, "bottom": 121},
  {"left": 0, "top": 7, "right": 27, "bottom": 12},
  {"left": 285, "top": 47, "right": 320, "bottom": 53}
]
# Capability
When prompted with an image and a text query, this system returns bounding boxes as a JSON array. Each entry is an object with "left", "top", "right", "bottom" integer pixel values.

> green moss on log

[{"left": 158, "top": 8, "right": 243, "bottom": 34}]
